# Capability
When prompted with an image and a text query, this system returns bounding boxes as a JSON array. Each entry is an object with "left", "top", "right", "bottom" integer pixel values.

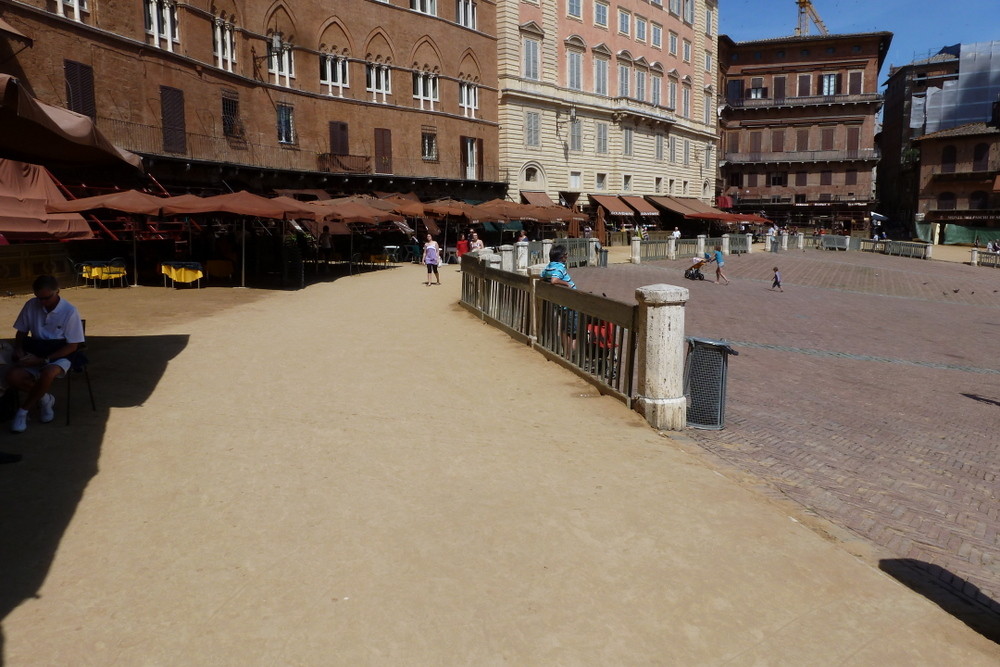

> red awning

[
  {"left": 589, "top": 194, "right": 632, "bottom": 216},
  {"left": 0, "top": 74, "right": 141, "bottom": 170},
  {"left": 716, "top": 195, "right": 734, "bottom": 209},
  {"left": 620, "top": 195, "right": 661, "bottom": 217},
  {"left": 520, "top": 190, "right": 555, "bottom": 207}
]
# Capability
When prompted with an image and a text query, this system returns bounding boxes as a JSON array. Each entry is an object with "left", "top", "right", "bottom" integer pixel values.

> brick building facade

[
  {"left": 0, "top": 0, "right": 503, "bottom": 198},
  {"left": 878, "top": 49, "right": 960, "bottom": 231},
  {"left": 718, "top": 31, "right": 891, "bottom": 232},
  {"left": 913, "top": 122, "right": 1000, "bottom": 241}
]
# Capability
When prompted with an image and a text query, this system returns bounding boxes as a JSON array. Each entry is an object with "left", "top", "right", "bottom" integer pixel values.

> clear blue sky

[{"left": 719, "top": 0, "right": 999, "bottom": 81}]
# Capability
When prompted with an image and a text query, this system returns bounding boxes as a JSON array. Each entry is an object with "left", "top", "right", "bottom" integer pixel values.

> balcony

[
  {"left": 725, "top": 148, "right": 880, "bottom": 164},
  {"left": 317, "top": 153, "right": 371, "bottom": 174},
  {"left": 725, "top": 92, "right": 883, "bottom": 110},
  {"left": 610, "top": 97, "right": 676, "bottom": 126}
]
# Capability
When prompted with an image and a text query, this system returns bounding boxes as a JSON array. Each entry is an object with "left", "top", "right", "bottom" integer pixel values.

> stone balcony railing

[
  {"left": 725, "top": 148, "right": 880, "bottom": 164},
  {"left": 725, "top": 92, "right": 883, "bottom": 109}
]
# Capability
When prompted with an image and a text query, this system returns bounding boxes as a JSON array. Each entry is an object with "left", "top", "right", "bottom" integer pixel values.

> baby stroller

[{"left": 684, "top": 257, "right": 708, "bottom": 281}]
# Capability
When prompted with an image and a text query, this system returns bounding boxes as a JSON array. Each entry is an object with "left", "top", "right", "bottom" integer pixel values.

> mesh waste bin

[{"left": 684, "top": 337, "right": 739, "bottom": 429}]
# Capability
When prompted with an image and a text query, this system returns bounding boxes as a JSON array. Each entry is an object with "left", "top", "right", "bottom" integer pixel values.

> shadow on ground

[
  {"left": 880, "top": 558, "right": 1000, "bottom": 644},
  {"left": 0, "top": 334, "right": 188, "bottom": 665}
]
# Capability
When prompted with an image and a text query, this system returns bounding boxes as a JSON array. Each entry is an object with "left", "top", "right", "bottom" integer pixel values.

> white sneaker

[
  {"left": 11, "top": 409, "right": 27, "bottom": 433},
  {"left": 39, "top": 393, "right": 55, "bottom": 424}
]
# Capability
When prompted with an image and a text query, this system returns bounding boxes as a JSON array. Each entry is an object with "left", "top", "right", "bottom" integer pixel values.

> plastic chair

[{"left": 65, "top": 319, "right": 96, "bottom": 425}]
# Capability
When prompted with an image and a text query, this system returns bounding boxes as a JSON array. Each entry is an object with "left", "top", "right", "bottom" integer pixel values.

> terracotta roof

[
  {"left": 727, "top": 31, "right": 892, "bottom": 47},
  {"left": 914, "top": 122, "right": 1000, "bottom": 142}
]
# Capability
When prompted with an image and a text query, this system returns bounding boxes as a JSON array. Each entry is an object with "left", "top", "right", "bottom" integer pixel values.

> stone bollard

[
  {"left": 780, "top": 232, "right": 789, "bottom": 251},
  {"left": 514, "top": 241, "right": 529, "bottom": 274},
  {"left": 745, "top": 233, "right": 753, "bottom": 253},
  {"left": 587, "top": 237, "right": 599, "bottom": 266},
  {"left": 971, "top": 248, "right": 979, "bottom": 266},
  {"left": 631, "top": 236, "right": 641, "bottom": 264},
  {"left": 797, "top": 232, "right": 804, "bottom": 250},
  {"left": 696, "top": 235, "right": 706, "bottom": 256},
  {"left": 721, "top": 234, "right": 730, "bottom": 255},
  {"left": 635, "top": 284, "right": 689, "bottom": 431},
  {"left": 668, "top": 237, "right": 677, "bottom": 260},
  {"left": 542, "top": 239, "right": 553, "bottom": 264},
  {"left": 499, "top": 244, "right": 514, "bottom": 272}
]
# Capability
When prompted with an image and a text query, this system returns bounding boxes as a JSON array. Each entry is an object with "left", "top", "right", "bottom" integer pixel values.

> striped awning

[{"left": 588, "top": 194, "right": 632, "bottom": 216}]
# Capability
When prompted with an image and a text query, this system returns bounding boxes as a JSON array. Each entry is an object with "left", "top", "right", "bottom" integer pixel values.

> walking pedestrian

[
  {"left": 770, "top": 266, "right": 783, "bottom": 292},
  {"left": 422, "top": 233, "right": 441, "bottom": 285},
  {"left": 708, "top": 245, "right": 730, "bottom": 285}
]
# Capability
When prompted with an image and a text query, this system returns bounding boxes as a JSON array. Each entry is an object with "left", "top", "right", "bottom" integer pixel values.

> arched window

[
  {"left": 524, "top": 167, "right": 538, "bottom": 182},
  {"left": 969, "top": 191, "right": 988, "bottom": 210},
  {"left": 972, "top": 143, "right": 989, "bottom": 171},
  {"left": 937, "top": 191, "right": 956, "bottom": 210},
  {"left": 940, "top": 145, "right": 956, "bottom": 173}
]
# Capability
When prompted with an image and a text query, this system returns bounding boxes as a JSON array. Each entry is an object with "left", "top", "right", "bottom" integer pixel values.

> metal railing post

[
  {"left": 745, "top": 233, "right": 754, "bottom": 253},
  {"left": 780, "top": 232, "right": 789, "bottom": 251},
  {"left": 514, "top": 241, "right": 528, "bottom": 274},
  {"left": 635, "top": 284, "right": 689, "bottom": 431},
  {"left": 542, "top": 239, "right": 553, "bottom": 264},
  {"left": 971, "top": 248, "right": 979, "bottom": 266},
  {"left": 696, "top": 235, "right": 706, "bottom": 256},
  {"left": 587, "top": 238, "right": 598, "bottom": 266},
  {"left": 721, "top": 234, "right": 730, "bottom": 255},
  {"left": 797, "top": 232, "right": 804, "bottom": 250}
]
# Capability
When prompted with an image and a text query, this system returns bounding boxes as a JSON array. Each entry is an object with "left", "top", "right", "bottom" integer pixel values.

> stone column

[
  {"left": 745, "top": 233, "right": 753, "bottom": 253},
  {"left": 780, "top": 232, "right": 789, "bottom": 251},
  {"left": 668, "top": 237, "right": 677, "bottom": 260},
  {"left": 486, "top": 253, "right": 501, "bottom": 270},
  {"left": 971, "top": 248, "right": 979, "bottom": 266},
  {"left": 635, "top": 284, "right": 689, "bottom": 431},
  {"left": 696, "top": 235, "right": 706, "bottom": 256},
  {"left": 587, "top": 238, "right": 599, "bottom": 266},
  {"left": 923, "top": 243, "right": 933, "bottom": 260},
  {"left": 931, "top": 223, "right": 940, "bottom": 245},
  {"left": 499, "top": 245, "right": 514, "bottom": 272},
  {"left": 542, "top": 239, "right": 553, "bottom": 264},
  {"left": 721, "top": 234, "right": 730, "bottom": 255},
  {"left": 797, "top": 232, "right": 805, "bottom": 250},
  {"left": 514, "top": 241, "right": 528, "bottom": 274},
  {"left": 631, "top": 236, "right": 641, "bottom": 264}
]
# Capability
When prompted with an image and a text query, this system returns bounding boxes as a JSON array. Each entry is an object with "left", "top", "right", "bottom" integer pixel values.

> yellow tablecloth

[
  {"left": 81, "top": 264, "right": 126, "bottom": 280},
  {"left": 161, "top": 265, "right": 204, "bottom": 283}
]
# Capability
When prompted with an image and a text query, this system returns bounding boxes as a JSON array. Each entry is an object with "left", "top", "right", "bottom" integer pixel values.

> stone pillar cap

[{"left": 636, "top": 284, "right": 689, "bottom": 304}]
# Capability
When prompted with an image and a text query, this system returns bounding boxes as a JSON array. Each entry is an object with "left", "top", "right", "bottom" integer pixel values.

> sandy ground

[{"left": 0, "top": 260, "right": 998, "bottom": 665}]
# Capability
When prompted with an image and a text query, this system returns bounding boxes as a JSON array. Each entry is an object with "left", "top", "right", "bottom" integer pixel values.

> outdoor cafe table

[
  {"left": 79, "top": 261, "right": 127, "bottom": 287},
  {"left": 161, "top": 261, "right": 204, "bottom": 288}
]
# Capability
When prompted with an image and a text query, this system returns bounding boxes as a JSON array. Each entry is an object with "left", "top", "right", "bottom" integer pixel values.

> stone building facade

[
  {"left": 913, "top": 122, "right": 1000, "bottom": 241},
  {"left": 496, "top": 0, "right": 719, "bottom": 211},
  {"left": 718, "top": 31, "right": 891, "bottom": 232},
  {"left": 0, "top": 0, "right": 502, "bottom": 197}
]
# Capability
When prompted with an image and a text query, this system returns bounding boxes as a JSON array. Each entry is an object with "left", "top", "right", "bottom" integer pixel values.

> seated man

[{"left": 6, "top": 275, "right": 85, "bottom": 433}]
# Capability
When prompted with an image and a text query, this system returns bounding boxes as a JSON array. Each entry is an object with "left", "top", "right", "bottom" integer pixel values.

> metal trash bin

[{"left": 684, "top": 337, "right": 739, "bottom": 429}]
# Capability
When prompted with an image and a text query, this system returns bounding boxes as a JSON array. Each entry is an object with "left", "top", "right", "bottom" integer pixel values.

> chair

[
  {"left": 103, "top": 258, "right": 128, "bottom": 288},
  {"left": 65, "top": 319, "right": 96, "bottom": 425}
]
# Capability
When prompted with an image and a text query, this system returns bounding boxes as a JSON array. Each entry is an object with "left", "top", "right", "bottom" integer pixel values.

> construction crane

[{"left": 795, "top": 0, "right": 830, "bottom": 36}]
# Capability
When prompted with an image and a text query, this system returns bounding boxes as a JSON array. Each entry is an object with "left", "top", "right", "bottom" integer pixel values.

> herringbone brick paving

[{"left": 573, "top": 249, "right": 1000, "bottom": 613}]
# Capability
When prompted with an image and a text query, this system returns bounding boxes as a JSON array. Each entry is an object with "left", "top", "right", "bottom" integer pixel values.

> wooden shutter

[
  {"left": 727, "top": 79, "right": 743, "bottom": 102},
  {"left": 796, "top": 128, "right": 809, "bottom": 151},
  {"left": 459, "top": 136, "right": 469, "bottom": 178},
  {"left": 727, "top": 130, "right": 740, "bottom": 153},
  {"left": 795, "top": 171, "right": 807, "bottom": 186},
  {"left": 476, "top": 138, "right": 484, "bottom": 180},
  {"left": 797, "top": 74, "right": 810, "bottom": 97},
  {"left": 821, "top": 127, "right": 835, "bottom": 151},
  {"left": 64, "top": 60, "right": 96, "bottom": 118},
  {"left": 846, "top": 126, "right": 860, "bottom": 153},
  {"left": 820, "top": 170, "right": 832, "bottom": 185},
  {"left": 749, "top": 131, "right": 762, "bottom": 152},
  {"left": 747, "top": 173, "right": 758, "bottom": 187},
  {"left": 848, "top": 71, "right": 862, "bottom": 95},
  {"left": 329, "top": 122, "right": 349, "bottom": 155},
  {"left": 845, "top": 169, "right": 858, "bottom": 185},
  {"left": 773, "top": 76, "right": 786, "bottom": 100},
  {"left": 771, "top": 129, "right": 784, "bottom": 153},
  {"left": 160, "top": 86, "right": 186, "bottom": 154},
  {"left": 374, "top": 128, "right": 392, "bottom": 173},
  {"left": 835, "top": 73, "right": 842, "bottom": 95}
]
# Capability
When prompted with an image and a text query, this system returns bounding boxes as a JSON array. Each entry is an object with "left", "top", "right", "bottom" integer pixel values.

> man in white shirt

[
  {"left": 671, "top": 227, "right": 681, "bottom": 239},
  {"left": 6, "top": 275, "right": 85, "bottom": 433}
]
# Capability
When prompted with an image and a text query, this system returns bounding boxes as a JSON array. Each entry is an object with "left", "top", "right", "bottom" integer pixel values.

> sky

[{"left": 719, "top": 0, "right": 1000, "bottom": 81}]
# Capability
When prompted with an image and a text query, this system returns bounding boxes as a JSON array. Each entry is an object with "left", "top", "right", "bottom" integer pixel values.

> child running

[{"left": 770, "top": 266, "right": 783, "bottom": 292}]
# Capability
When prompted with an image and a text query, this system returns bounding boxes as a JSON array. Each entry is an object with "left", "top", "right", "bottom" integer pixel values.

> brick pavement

[{"left": 573, "top": 250, "right": 1000, "bottom": 617}]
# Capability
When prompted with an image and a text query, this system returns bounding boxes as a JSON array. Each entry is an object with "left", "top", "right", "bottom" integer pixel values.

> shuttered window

[
  {"left": 848, "top": 71, "right": 863, "bottom": 95},
  {"left": 64, "top": 60, "right": 96, "bottom": 118},
  {"left": 329, "top": 122, "right": 349, "bottom": 155},
  {"left": 159, "top": 86, "right": 186, "bottom": 153},
  {"left": 796, "top": 74, "right": 810, "bottom": 97},
  {"left": 796, "top": 128, "right": 809, "bottom": 151},
  {"left": 771, "top": 129, "right": 784, "bottom": 153},
  {"left": 821, "top": 127, "right": 835, "bottom": 151}
]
